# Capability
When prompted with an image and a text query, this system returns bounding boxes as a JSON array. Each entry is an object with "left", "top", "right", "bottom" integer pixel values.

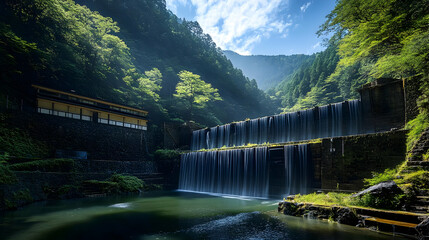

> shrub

[
  {"left": 0, "top": 163, "right": 16, "bottom": 184},
  {"left": 154, "top": 149, "right": 181, "bottom": 161},
  {"left": 0, "top": 115, "right": 50, "bottom": 158},
  {"left": 9, "top": 159, "right": 75, "bottom": 172},
  {"left": 351, "top": 193, "right": 404, "bottom": 210},
  {"left": 109, "top": 174, "right": 144, "bottom": 192},
  {"left": 406, "top": 111, "right": 429, "bottom": 151},
  {"left": 83, "top": 180, "right": 119, "bottom": 194},
  {"left": 363, "top": 168, "right": 396, "bottom": 187}
]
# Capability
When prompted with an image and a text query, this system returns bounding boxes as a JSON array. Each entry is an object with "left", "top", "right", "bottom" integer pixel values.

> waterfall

[
  {"left": 191, "top": 100, "right": 368, "bottom": 151},
  {"left": 284, "top": 144, "right": 312, "bottom": 195},
  {"left": 235, "top": 121, "right": 247, "bottom": 147},
  {"left": 178, "top": 147, "right": 269, "bottom": 198}
]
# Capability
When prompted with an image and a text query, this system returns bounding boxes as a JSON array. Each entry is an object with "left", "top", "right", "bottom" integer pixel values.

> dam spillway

[
  {"left": 178, "top": 144, "right": 313, "bottom": 198},
  {"left": 179, "top": 79, "right": 407, "bottom": 198},
  {"left": 191, "top": 100, "right": 364, "bottom": 151}
]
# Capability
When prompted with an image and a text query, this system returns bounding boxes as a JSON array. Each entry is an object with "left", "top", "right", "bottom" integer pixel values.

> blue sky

[{"left": 166, "top": 0, "right": 336, "bottom": 56}]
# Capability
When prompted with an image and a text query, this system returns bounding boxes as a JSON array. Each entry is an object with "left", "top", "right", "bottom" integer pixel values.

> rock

[
  {"left": 356, "top": 219, "right": 364, "bottom": 228},
  {"left": 279, "top": 202, "right": 300, "bottom": 216},
  {"left": 352, "top": 181, "right": 403, "bottom": 198},
  {"left": 416, "top": 218, "right": 429, "bottom": 240},
  {"left": 303, "top": 210, "right": 319, "bottom": 219},
  {"left": 336, "top": 207, "right": 358, "bottom": 226},
  {"left": 286, "top": 195, "right": 296, "bottom": 201}
]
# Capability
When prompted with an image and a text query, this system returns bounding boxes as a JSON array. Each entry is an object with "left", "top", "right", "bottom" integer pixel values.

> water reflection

[{"left": 0, "top": 191, "right": 406, "bottom": 240}]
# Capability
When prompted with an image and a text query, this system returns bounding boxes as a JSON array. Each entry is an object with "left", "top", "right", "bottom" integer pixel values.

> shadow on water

[{"left": 0, "top": 191, "right": 408, "bottom": 240}]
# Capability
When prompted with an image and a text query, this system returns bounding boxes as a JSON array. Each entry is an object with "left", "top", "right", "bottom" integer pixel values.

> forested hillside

[
  {"left": 223, "top": 50, "right": 311, "bottom": 91},
  {"left": 269, "top": 43, "right": 365, "bottom": 112},
  {"left": 0, "top": 0, "right": 276, "bottom": 128},
  {"left": 271, "top": 0, "right": 428, "bottom": 119}
]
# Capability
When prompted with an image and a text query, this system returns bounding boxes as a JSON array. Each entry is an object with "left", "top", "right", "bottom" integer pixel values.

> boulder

[
  {"left": 279, "top": 201, "right": 300, "bottom": 215},
  {"left": 336, "top": 207, "right": 358, "bottom": 226},
  {"left": 352, "top": 181, "right": 403, "bottom": 198}
]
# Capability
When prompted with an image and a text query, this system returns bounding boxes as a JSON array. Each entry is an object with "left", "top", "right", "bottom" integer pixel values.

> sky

[{"left": 165, "top": 0, "right": 336, "bottom": 56}]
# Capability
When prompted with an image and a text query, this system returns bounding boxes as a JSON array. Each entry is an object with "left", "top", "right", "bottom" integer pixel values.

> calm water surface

[{"left": 0, "top": 191, "right": 407, "bottom": 240}]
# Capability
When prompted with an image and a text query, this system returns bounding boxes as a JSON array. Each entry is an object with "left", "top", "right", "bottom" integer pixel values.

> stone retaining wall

[
  {"left": 6, "top": 112, "right": 149, "bottom": 161},
  {"left": 319, "top": 130, "right": 406, "bottom": 191},
  {"left": 73, "top": 159, "right": 157, "bottom": 174}
]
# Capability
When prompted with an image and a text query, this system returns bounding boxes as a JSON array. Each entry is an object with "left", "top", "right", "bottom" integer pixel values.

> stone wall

[
  {"left": 6, "top": 112, "right": 149, "bottom": 161},
  {"left": 319, "top": 130, "right": 406, "bottom": 191},
  {"left": 359, "top": 79, "right": 405, "bottom": 133},
  {"left": 73, "top": 159, "right": 156, "bottom": 174},
  {"left": 404, "top": 75, "right": 422, "bottom": 122}
]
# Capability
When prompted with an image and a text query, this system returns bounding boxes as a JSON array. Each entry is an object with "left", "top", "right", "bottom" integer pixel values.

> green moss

[
  {"left": 190, "top": 139, "right": 322, "bottom": 153},
  {"left": 9, "top": 159, "right": 75, "bottom": 172}
]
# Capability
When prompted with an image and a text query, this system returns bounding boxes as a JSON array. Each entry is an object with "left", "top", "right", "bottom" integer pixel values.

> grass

[
  {"left": 293, "top": 192, "right": 354, "bottom": 206},
  {"left": 294, "top": 168, "right": 429, "bottom": 210}
]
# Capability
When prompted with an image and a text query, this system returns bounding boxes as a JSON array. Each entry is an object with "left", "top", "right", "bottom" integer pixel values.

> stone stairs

[
  {"left": 409, "top": 196, "right": 429, "bottom": 214},
  {"left": 355, "top": 207, "right": 428, "bottom": 238}
]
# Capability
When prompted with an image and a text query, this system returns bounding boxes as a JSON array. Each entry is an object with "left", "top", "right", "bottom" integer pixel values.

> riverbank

[{"left": 278, "top": 200, "right": 428, "bottom": 239}]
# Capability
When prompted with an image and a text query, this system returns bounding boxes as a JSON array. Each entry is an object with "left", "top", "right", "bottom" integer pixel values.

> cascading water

[
  {"left": 284, "top": 144, "right": 313, "bottom": 195},
  {"left": 191, "top": 99, "right": 365, "bottom": 151},
  {"left": 178, "top": 147, "right": 269, "bottom": 198}
]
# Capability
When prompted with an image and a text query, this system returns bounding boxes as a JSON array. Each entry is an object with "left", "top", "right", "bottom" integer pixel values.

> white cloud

[
  {"left": 185, "top": 0, "right": 291, "bottom": 55},
  {"left": 165, "top": 0, "right": 187, "bottom": 14},
  {"left": 312, "top": 42, "right": 321, "bottom": 49},
  {"left": 300, "top": 2, "right": 311, "bottom": 12}
]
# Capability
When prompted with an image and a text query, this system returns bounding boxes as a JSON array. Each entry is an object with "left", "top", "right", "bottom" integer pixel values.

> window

[
  {"left": 40, "top": 108, "right": 50, "bottom": 114},
  {"left": 79, "top": 99, "right": 95, "bottom": 105},
  {"left": 82, "top": 115, "right": 91, "bottom": 121},
  {"left": 98, "top": 118, "right": 108, "bottom": 124}
]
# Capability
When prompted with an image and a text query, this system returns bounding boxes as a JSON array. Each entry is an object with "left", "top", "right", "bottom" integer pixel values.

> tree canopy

[{"left": 174, "top": 71, "right": 222, "bottom": 118}]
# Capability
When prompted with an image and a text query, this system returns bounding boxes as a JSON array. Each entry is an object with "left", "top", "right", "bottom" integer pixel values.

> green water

[{"left": 0, "top": 191, "right": 407, "bottom": 240}]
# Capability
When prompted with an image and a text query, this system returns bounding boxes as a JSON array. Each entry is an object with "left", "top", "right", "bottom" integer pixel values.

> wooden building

[{"left": 33, "top": 85, "right": 148, "bottom": 130}]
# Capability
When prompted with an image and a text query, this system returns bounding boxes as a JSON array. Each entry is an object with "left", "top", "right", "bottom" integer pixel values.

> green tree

[{"left": 173, "top": 70, "right": 222, "bottom": 118}]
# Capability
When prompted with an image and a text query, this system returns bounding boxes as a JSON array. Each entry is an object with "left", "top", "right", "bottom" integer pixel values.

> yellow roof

[{"left": 32, "top": 85, "right": 148, "bottom": 114}]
